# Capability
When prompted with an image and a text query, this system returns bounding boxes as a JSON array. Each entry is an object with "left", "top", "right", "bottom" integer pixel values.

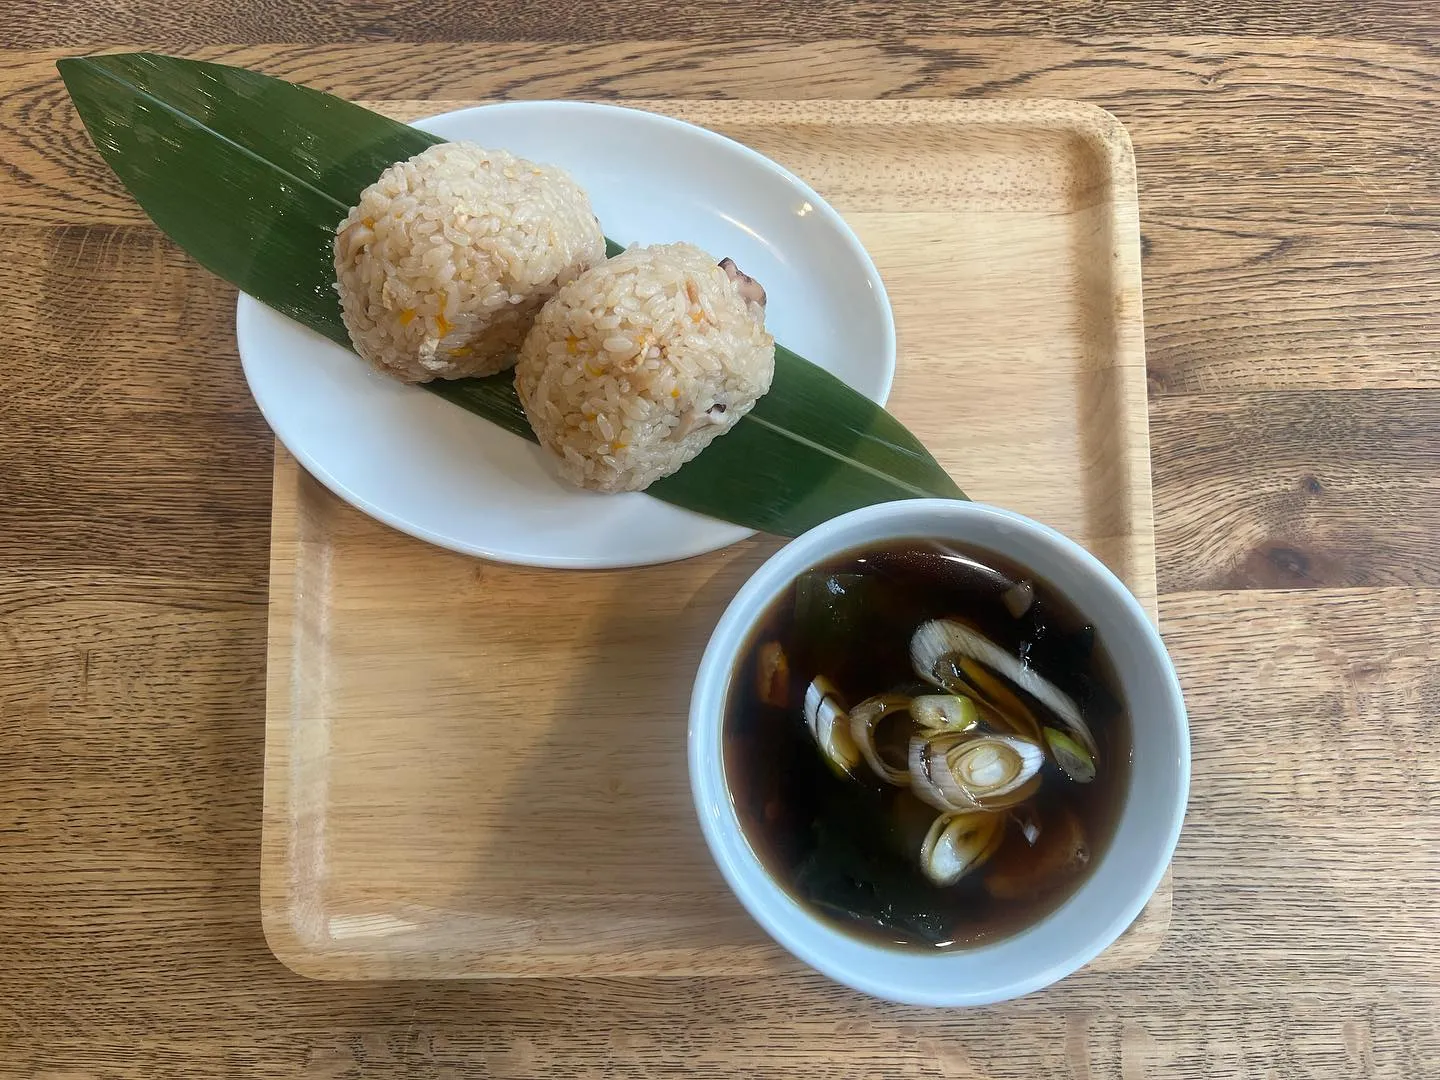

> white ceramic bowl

[{"left": 689, "top": 499, "right": 1189, "bottom": 1006}]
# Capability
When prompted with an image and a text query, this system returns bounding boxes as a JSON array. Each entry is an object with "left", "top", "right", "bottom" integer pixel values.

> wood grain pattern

[
  {"left": 260, "top": 99, "right": 1161, "bottom": 979},
  {"left": 3, "top": 17, "right": 1439, "bottom": 1078},
  {"left": 7, "top": 2, "right": 1440, "bottom": 48},
  {"left": 1153, "top": 391, "right": 1440, "bottom": 592}
]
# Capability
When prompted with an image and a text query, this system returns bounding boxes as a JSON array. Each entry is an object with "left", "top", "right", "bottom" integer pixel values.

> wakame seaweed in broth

[{"left": 723, "top": 540, "right": 1131, "bottom": 950}]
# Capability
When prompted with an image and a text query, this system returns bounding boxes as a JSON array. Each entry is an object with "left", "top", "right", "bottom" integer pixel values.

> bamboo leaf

[{"left": 60, "top": 52, "right": 963, "bottom": 536}]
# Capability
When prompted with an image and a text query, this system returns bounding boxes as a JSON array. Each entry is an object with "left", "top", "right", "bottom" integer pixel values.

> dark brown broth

[{"left": 723, "top": 539, "right": 1131, "bottom": 950}]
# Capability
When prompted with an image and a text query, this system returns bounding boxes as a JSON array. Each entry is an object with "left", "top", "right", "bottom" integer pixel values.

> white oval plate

[{"left": 237, "top": 102, "right": 895, "bottom": 568}]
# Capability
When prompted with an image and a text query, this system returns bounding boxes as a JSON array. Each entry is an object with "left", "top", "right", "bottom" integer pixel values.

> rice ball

[
  {"left": 333, "top": 142, "right": 606, "bottom": 382},
  {"left": 514, "top": 242, "right": 776, "bottom": 493}
]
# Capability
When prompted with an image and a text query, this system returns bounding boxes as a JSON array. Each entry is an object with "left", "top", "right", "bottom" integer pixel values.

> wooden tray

[{"left": 260, "top": 99, "right": 1165, "bottom": 980}]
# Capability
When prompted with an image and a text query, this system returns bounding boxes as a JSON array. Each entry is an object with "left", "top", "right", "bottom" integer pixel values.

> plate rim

[{"left": 236, "top": 99, "right": 897, "bottom": 568}]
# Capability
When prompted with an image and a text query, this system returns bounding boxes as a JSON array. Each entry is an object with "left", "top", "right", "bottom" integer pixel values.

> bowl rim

[{"left": 688, "top": 498, "right": 1190, "bottom": 1005}]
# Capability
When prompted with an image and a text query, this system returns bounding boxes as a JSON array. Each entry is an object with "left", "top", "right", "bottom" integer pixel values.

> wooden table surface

[{"left": 2, "top": 4, "right": 1437, "bottom": 1076}]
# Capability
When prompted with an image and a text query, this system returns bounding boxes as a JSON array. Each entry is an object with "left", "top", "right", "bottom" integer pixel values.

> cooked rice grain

[
  {"left": 515, "top": 242, "right": 775, "bottom": 493},
  {"left": 334, "top": 142, "right": 605, "bottom": 382}
]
